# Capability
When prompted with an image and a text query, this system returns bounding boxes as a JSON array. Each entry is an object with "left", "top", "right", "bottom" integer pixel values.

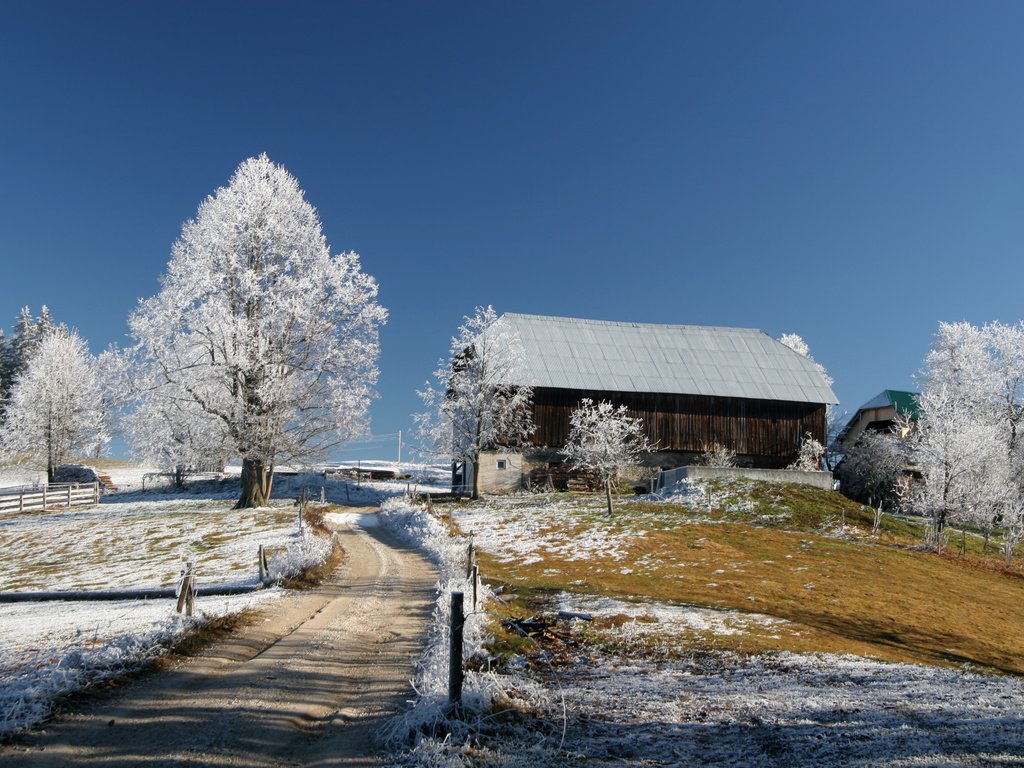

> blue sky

[{"left": 3, "top": 1, "right": 1024, "bottom": 460}]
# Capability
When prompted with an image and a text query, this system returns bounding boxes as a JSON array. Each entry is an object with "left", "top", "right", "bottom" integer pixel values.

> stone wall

[{"left": 657, "top": 465, "right": 835, "bottom": 491}]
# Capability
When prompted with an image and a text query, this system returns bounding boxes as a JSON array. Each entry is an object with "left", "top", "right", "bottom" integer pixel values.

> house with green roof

[{"left": 835, "top": 389, "right": 921, "bottom": 449}]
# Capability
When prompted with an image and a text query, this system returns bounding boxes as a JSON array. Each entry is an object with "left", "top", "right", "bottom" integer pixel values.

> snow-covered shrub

[
  {"left": 266, "top": 528, "right": 336, "bottom": 583},
  {"left": 699, "top": 442, "right": 736, "bottom": 467},
  {"left": 788, "top": 432, "right": 825, "bottom": 471}
]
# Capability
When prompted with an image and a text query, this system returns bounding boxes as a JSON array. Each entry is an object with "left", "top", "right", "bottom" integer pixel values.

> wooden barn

[{"left": 465, "top": 313, "right": 838, "bottom": 494}]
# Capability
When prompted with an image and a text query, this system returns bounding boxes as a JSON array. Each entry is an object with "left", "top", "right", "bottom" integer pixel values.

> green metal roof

[
  {"left": 836, "top": 389, "right": 920, "bottom": 444},
  {"left": 885, "top": 389, "right": 921, "bottom": 419}
]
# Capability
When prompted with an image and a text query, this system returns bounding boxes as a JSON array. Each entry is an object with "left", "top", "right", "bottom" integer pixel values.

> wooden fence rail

[{"left": 0, "top": 482, "right": 100, "bottom": 514}]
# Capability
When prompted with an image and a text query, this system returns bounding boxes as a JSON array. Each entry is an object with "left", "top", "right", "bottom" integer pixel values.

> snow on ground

[
  {"left": 456, "top": 495, "right": 645, "bottom": 567},
  {"left": 0, "top": 497, "right": 303, "bottom": 591},
  {"left": 556, "top": 592, "right": 792, "bottom": 645},
  {"left": 435, "top": 490, "right": 1024, "bottom": 768},
  {"left": 547, "top": 651, "right": 1024, "bottom": 767},
  {"left": 0, "top": 479, "right": 340, "bottom": 739},
  {"left": 0, "top": 588, "right": 286, "bottom": 734}
]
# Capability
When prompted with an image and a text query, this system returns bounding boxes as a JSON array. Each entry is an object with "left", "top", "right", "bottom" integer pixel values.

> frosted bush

[{"left": 267, "top": 529, "right": 336, "bottom": 583}]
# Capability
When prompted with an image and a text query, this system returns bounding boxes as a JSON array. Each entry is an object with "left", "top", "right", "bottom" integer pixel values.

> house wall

[
  {"left": 530, "top": 387, "right": 827, "bottom": 468},
  {"left": 840, "top": 405, "right": 897, "bottom": 447},
  {"left": 476, "top": 451, "right": 529, "bottom": 494}
]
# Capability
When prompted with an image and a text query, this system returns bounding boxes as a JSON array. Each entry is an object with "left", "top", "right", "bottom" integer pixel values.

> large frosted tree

[
  {"left": 130, "top": 155, "right": 386, "bottom": 508},
  {"left": 1, "top": 329, "right": 106, "bottom": 481},
  {"left": 417, "top": 306, "right": 534, "bottom": 500},
  {"left": 908, "top": 321, "right": 1024, "bottom": 553}
]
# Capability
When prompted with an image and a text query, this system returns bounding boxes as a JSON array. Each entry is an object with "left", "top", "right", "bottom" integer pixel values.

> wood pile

[
  {"left": 95, "top": 472, "right": 117, "bottom": 492},
  {"left": 527, "top": 465, "right": 603, "bottom": 492}
]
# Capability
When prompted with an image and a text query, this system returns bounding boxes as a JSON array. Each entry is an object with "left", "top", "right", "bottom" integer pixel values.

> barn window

[{"left": 496, "top": 459, "right": 508, "bottom": 470}]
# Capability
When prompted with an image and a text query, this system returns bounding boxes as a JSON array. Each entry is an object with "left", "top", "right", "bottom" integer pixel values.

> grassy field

[{"left": 458, "top": 481, "right": 1024, "bottom": 675}]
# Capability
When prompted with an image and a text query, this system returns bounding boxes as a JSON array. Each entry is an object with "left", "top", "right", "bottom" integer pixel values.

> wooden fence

[{"left": 0, "top": 482, "right": 101, "bottom": 515}]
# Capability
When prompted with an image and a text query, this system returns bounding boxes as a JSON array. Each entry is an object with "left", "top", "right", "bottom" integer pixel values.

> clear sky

[{"left": 3, "top": 1, "right": 1024, "bottom": 461}]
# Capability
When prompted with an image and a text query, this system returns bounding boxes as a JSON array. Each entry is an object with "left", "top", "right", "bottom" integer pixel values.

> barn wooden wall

[{"left": 530, "top": 387, "right": 826, "bottom": 463}]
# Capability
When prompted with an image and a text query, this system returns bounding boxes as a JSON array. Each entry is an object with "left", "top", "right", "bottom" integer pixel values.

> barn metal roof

[{"left": 493, "top": 313, "right": 838, "bottom": 405}]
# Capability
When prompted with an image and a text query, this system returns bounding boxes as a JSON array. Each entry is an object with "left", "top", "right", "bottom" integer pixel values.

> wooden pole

[
  {"left": 42, "top": 485, "right": 47, "bottom": 509},
  {"left": 466, "top": 541, "right": 475, "bottom": 579},
  {"left": 448, "top": 591, "right": 465, "bottom": 709},
  {"left": 471, "top": 564, "right": 479, "bottom": 611},
  {"left": 176, "top": 563, "right": 192, "bottom": 614},
  {"left": 258, "top": 545, "right": 267, "bottom": 584}
]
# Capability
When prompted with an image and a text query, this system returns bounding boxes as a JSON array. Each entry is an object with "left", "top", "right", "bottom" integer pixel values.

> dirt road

[{"left": 1, "top": 510, "right": 436, "bottom": 767}]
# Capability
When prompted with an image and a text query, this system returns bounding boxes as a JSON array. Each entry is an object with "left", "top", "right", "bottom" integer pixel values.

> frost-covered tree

[
  {"left": 563, "top": 398, "right": 652, "bottom": 515},
  {"left": 0, "top": 329, "right": 106, "bottom": 481},
  {"left": 699, "top": 442, "right": 736, "bottom": 467},
  {"left": 910, "top": 386, "right": 1000, "bottom": 550},
  {"left": 0, "top": 306, "right": 65, "bottom": 414},
  {"left": 779, "top": 332, "right": 840, "bottom": 468},
  {"left": 417, "top": 306, "right": 534, "bottom": 500},
  {"left": 130, "top": 155, "right": 386, "bottom": 508},
  {"left": 838, "top": 429, "right": 907, "bottom": 508},
  {"left": 910, "top": 326, "right": 1015, "bottom": 551},
  {"left": 906, "top": 321, "right": 1024, "bottom": 554},
  {"left": 788, "top": 432, "right": 825, "bottom": 471}
]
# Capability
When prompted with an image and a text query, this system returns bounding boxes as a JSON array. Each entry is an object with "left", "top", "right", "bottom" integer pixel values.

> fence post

[
  {"left": 448, "top": 591, "right": 465, "bottom": 709},
  {"left": 471, "top": 564, "right": 479, "bottom": 611},
  {"left": 66, "top": 485, "right": 72, "bottom": 508},
  {"left": 94, "top": 481, "right": 100, "bottom": 503},
  {"left": 466, "top": 541, "right": 475, "bottom": 579},
  {"left": 176, "top": 563, "right": 194, "bottom": 614},
  {"left": 185, "top": 569, "right": 196, "bottom": 617},
  {"left": 19, "top": 490, "right": 24, "bottom": 513},
  {"left": 258, "top": 544, "right": 267, "bottom": 584}
]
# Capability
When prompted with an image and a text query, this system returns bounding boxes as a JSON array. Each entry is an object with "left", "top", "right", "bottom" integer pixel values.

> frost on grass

[
  {"left": 0, "top": 589, "right": 281, "bottom": 740},
  {"left": 436, "top": 490, "right": 1024, "bottom": 766},
  {"left": 548, "top": 652, "right": 1024, "bottom": 767},
  {"left": 266, "top": 528, "right": 336, "bottom": 583},
  {"left": 555, "top": 592, "right": 791, "bottom": 654},
  {"left": 0, "top": 614, "right": 182, "bottom": 739},
  {"left": 0, "top": 490, "right": 338, "bottom": 740},
  {"left": 378, "top": 498, "right": 549, "bottom": 766}
]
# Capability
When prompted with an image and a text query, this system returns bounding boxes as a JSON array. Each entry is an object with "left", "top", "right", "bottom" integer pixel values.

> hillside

[{"left": 457, "top": 480, "right": 1024, "bottom": 674}]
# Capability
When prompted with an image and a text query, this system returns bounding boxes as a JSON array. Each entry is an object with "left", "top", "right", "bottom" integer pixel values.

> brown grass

[
  {"left": 475, "top": 483, "right": 1024, "bottom": 674},
  {"left": 276, "top": 503, "right": 346, "bottom": 589}
]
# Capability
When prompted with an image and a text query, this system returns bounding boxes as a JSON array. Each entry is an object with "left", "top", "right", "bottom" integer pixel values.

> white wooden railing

[{"left": 0, "top": 482, "right": 101, "bottom": 514}]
